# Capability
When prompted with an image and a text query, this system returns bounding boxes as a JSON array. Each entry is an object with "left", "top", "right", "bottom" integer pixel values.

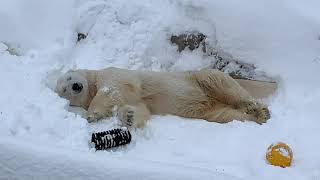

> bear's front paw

[{"left": 118, "top": 105, "right": 135, "bottom": 127}]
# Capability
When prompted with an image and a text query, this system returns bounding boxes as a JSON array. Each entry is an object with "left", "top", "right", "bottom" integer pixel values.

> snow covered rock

[{"left": 171, "top": 32, "right": 274, "bottom": 82}]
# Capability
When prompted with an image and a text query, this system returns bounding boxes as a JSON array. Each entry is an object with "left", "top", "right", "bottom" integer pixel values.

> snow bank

[
  {"left": 0, "top": 0, "right": 319, "bottom": 179},
  {"left": 0, "top": 138, "right": 238, "bottom": 180}
]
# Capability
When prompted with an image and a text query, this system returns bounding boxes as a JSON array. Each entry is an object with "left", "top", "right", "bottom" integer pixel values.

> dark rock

[
  {"left": 77, "top": 33, "right": 87, "bottom": 42},
  {"left": 170, "top": 32, "right": 206, "bottom": 52},
  {"left": 212, "top": 57, "right": 256, "bottom": 80}
]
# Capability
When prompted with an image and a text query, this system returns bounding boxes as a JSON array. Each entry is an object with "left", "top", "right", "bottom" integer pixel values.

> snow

[{"left": 0, "top": 0, "right": 320, "bottom": 179}]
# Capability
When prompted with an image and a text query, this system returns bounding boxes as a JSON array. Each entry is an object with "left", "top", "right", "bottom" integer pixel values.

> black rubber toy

[{"left": 91, "top": 128, "right": 131, "bottom": 150}]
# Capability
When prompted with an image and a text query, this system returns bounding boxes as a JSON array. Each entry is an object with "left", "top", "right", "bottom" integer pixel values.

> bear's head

[{"left": 55, "top": 70, "right": 93, "bottom": 110}]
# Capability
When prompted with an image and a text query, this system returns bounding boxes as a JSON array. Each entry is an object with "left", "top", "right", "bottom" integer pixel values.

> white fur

[{"left": 55, "top": 67, "right": 275, "bottom": 128}]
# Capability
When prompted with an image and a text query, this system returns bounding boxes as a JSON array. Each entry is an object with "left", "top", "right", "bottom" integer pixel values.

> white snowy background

[{"left": 0, "top": 0, "right": 320, "bottom": 179}]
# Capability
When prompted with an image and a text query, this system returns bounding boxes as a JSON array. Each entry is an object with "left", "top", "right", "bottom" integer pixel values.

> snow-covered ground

[{"left": 0, "top": 0, "right": 320, "bottom": 179}]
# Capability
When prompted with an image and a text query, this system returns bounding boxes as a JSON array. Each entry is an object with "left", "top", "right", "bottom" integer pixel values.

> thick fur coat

[{"left": 55, "top": 67, "right": 276, "bottom": 128}]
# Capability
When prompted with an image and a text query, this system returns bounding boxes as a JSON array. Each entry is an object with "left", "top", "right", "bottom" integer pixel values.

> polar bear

[{"left": 55, "top": 67, "right": 274, "bottom": 128}]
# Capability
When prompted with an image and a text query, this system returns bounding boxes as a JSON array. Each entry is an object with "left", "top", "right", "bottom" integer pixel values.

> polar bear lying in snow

[{"left": 55, "top": 67, "right": 276, "bottom": 128}]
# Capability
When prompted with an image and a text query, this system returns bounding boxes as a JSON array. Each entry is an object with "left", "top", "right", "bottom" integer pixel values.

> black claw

[
  {"left": 123, "top": 110, "right": 134, "bottom": 126},
  {"left": 126, "top": 121, "right": 133, "bottom": 126}
]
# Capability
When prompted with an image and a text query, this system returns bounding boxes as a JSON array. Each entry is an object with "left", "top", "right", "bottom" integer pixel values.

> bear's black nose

[{"left": 72, "top": 83, "right": 83, "bottom": 93}]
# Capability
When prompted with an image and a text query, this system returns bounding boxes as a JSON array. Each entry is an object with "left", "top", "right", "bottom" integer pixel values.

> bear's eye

[
  {"left": 67, "top": 77, "right": 71, "bottom": 81},
  {"left": 63, "top": 87, "right": 67, "bottom": 93},
  {"left": 72, "top": 83, "right": 83, "bottom": 94}
]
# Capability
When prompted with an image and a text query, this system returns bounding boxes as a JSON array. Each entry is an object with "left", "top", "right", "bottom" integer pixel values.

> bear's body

[{"left": 55, "top": 67, "right": 274, "bottom": 128}]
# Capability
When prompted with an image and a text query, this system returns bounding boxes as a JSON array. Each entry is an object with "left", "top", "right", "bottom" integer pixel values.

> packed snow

[{"left": 0, "top": 0, "right": 320, "bottom": 179}]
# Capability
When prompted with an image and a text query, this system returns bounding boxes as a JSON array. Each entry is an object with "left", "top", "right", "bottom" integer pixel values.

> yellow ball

[{"left": 266, "top": 142, "right": 293, "bottom": 168}]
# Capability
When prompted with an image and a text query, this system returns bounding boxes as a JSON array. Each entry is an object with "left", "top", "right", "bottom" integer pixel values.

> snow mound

[{"left": 0, "top": 0, "right": 320, "bottom": 179}]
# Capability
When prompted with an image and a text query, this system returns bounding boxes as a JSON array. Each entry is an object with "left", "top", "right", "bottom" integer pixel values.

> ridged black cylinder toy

[{"left": 91, "top": 128, "right": 131, "bottom": 150}]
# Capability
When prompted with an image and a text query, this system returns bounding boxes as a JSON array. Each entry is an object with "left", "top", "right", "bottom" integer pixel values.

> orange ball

[{"left": 266, "top": 142, "right": 293, "bottom": 168}]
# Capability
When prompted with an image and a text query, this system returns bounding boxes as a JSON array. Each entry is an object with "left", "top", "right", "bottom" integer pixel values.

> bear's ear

[{"left": 66, "top": 69, "right": 88, "bottom": 79}]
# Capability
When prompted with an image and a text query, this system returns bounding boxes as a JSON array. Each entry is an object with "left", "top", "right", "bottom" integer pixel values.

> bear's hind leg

[
  {"left": 192, "top": 69, "right": 255, "bottom": 106},
  {"left": 192, "top": 69, "right": 271, "bottom": 123},
  {"left": 202, "top": 104, "right": 256, "bottom": 123}
]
